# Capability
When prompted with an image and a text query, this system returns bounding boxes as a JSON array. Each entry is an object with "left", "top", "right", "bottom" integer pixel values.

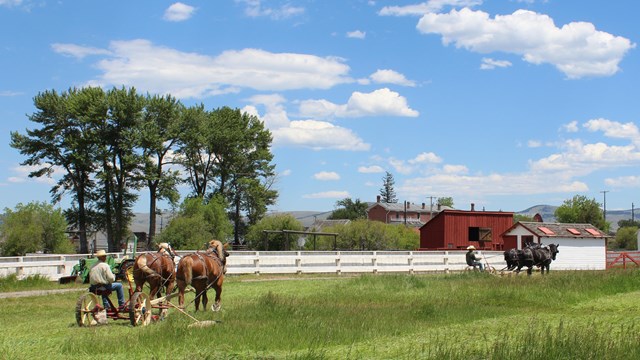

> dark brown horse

[
  {"left": 176, "top": 250, "right": 225, "bottom": 312},
  {"left": 132, "top": 250, "right": 177, "bottom": 300}
]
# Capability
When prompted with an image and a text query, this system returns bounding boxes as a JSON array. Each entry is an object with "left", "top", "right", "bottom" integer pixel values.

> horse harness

[{"left": 192, "top": 251, "right": 223, "bottom": 282}]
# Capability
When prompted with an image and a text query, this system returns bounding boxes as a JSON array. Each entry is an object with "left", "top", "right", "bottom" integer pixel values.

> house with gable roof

[{"left": 502, "top": 221, "right": 609, "bottom": 270}]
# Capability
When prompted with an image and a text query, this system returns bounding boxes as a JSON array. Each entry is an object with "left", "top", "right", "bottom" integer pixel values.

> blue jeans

[
  {"left": 471, "top": 261, "right": 485, "bottom": 271},
  {"left": 91, "top": 283, "right": 125, "bottom": 309}
]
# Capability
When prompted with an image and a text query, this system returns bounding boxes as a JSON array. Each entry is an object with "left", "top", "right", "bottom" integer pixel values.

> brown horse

[
  {"left": 176, "top": 249, "right": 225, "bottom": 312},
  {"left": 132, "top": 250, "right": 177, "bottom": 300}
]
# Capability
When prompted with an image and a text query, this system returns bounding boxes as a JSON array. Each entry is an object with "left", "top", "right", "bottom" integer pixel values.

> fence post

[
  {"left": 372, "top": 251, "right": 377, "bottom": 274},
  {"left": 16, "top": 257, "right": 24, "bottom": 278},
  {"left": 335, "top": 251, "right": 341, "bottom": 275},
  {"left": 408, "top": 251, "right": 414, "bottom": 275},
  {"left": 254, "top": 251, "right": 260, "bottom": 276},
  {"left": 296, "top": 251, "right": 302, "bottom": 275},
  {"left": 58, "top": 255, "right": 65, "bottom": 275},
  {"left": 444, "top": 251, "right": 449, "bottom": 274}
]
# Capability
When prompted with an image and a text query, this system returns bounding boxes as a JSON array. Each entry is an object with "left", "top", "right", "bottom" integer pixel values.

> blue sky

[{"left": 1, "top": 0, "right": 639, "bottom": 215}]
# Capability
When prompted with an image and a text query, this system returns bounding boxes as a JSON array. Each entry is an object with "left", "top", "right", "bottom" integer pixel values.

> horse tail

[
  {"left": 136, "top": 254, "right": 156, "bottom": 276},
  {"left": 178, "top": 256, "right": 193, "bottom": 285}
]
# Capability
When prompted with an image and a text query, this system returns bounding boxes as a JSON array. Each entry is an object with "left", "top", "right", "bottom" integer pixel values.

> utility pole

[
  {"left": 633, "top": 202, "right": 635, "bottom": 223},
  {"left": 600, "top": 190, "right": 609, "bottom": 223},
  {"left": 426, "top": 196, "right": 436, "bottom": 220}
]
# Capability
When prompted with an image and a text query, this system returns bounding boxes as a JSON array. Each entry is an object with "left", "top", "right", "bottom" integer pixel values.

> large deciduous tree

[
  {"left": 138, "top": 94, "right": 184, "bottom": 247},
  {"left": 10, "top": 88, "right": 102, "bottom": 253},
  {"left": 554, "top": 195, "right": 609, "bottom": 232},
  {"left": 328, "top": 198, "right": 368, "bottom": 220}
]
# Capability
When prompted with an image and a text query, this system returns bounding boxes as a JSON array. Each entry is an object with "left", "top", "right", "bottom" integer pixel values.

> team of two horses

[
  {"left": 504, "top": 243, "right": 559, "bottom": 275},
  {"left": 132, "top": 240, "right": 227, "bottom": 312}
]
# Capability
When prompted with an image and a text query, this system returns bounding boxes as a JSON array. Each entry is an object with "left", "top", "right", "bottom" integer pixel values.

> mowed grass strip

[{"left": 1, "top": 271, "right": 640, "bottom": 359}]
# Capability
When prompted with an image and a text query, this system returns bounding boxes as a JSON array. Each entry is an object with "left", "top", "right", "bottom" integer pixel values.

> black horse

[
  {"left": 516, "top": 244, "right": 559, "bottom": 275},
  {"left": 503, "top": 248, "right": 520, "bottom": 270}
]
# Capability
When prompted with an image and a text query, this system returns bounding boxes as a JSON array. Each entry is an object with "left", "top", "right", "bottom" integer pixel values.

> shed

[
  {"left": 419, "top": 208, "right": 514, "bottom": 250},
  {"left": 502, "top": 221, "right": 608, "bottom": 270}
]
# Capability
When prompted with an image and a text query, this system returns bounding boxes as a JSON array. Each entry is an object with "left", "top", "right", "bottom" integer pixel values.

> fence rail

[{"left": 0, "top": 251, "right": 510, "bottom": 280}]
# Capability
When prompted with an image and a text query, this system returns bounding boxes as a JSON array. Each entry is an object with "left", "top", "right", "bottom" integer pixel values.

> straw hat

[
  {"left": 95, "top": 249, "right": 107, "bottom": 257},
  {"left": 466, "top": 245, "right": 476, "bottom": 250}
]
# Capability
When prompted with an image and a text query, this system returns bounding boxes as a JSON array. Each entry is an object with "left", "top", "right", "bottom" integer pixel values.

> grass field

[{"left": 1, "top": 271, "right": 640, "bottom": 359}]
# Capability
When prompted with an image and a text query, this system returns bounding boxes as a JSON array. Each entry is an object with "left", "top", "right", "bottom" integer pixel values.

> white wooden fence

[{"left": 0, "top": 251, "right": 511, "bottom": 281}]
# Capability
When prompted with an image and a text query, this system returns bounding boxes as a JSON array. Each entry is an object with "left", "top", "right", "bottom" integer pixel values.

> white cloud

[
  {"left": 239, "top": 0, "right": 304, "bottom": 20},
  {"left": 298, "top": 88, "right": 419, "bottom": 119},
  {"left": 303, "top": 190, "right": 350, "bottom": 199},
  {"left": 347, "top": 30, "right": 366, "bottom": 39},
  {"left": 314, "top": 171, "right": 340, "bottom": 181},
  {"left": 273, "top": 120, "right": 370, "bottom": 151},
  {"left": 562, "top": 121, "right": 579, "bottom": 132},
  {"left": 9, "top": 164, "right": 59, "bottom": 185},
  {"left": 51, "top": 43, "right": 112, "bottom": 59},
  {"left": 280, "top": 169, "right": 292, "bottom": 176},
  {"left": 247, "top": 95, "right": 370, "bottom": 151},
  {"left": 369, "top": 69, "right": 416, "bottom": 86},
  {"left": 0, "top": 0, "right": 22, "bottom": 7},
  {"left": 416, "top": 8, "right": 635, "bottom": 78},
  {"left": 379, "top": 0, "right": 482, "bottom": 16},
  {"left": 605, "top": 176, "right": 640, "bottom": 188},
  {"left": 0, "top": 91, "right": 22, "bottom": 96},
  {"left": 54, "top": 40, "right": 353, "bottom": 98},
  {"left": 442, "top": 164, "right": 468, "bottom": 174},
  {"left": 358, "top": 165, "right": 385, "bottom": 173},
  {"left": 527, "top": 140, "right": 542, "bottom": 148},
  {"left": 164, "top": 2, "right": 196, "bottom": 22},
  {"left": 583, "top": 118, "right": 640, "bottom": 144},
  {"left": 409, "top": 152, "right": 442, "bottom": 164},
  {"left": 480, "top": 57, "right": 512, "bottom": 70}
]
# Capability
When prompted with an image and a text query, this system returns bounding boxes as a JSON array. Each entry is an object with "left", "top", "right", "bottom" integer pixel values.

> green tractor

[{"left": 58, "top": 236, "right": 138, "bottom": 284}]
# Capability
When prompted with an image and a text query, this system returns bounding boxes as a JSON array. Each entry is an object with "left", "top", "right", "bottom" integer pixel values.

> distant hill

[{"left": 516, "top": 204, "right": 637, "bottom": 232}]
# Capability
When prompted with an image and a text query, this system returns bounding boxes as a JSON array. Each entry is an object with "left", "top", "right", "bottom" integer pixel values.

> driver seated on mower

[
  {"left": 466, "top": 245, "right": 485, "bottom": 272},
  {"left": 89, "top": 250, "right": 125, "bottom": 310}
]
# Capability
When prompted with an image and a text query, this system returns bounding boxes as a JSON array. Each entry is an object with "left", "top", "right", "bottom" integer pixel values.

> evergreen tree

[{"left": 379, "top": 171, "right": 397, "bottom": 203}]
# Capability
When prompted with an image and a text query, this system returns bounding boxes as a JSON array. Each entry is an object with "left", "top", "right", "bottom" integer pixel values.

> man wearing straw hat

[
  {"left": 89, "top": 250, "right": 125, "bottom": 310},
  {"left": 466, "top": 245, "right": 485, "bottom": 272}
]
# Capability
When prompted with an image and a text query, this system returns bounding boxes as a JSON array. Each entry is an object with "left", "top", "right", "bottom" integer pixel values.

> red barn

[{"left": 419, "top": 207, "right": 514, "bottom": 250}]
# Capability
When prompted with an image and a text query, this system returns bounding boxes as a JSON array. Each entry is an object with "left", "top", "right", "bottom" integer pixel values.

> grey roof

[
  {"left": 309, "top": 219, "right": 351, "bottom": 231},
  {"left": 366, "top": 201, "right": 453, "bottom": 213}
]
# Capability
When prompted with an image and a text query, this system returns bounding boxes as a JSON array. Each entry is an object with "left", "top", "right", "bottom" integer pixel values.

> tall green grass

[
  {"left": 1, "top": 271, "right": 640, "bottom": 359},
  {"left": 0, "top": 274, "right": 58, "bottom": 292}
]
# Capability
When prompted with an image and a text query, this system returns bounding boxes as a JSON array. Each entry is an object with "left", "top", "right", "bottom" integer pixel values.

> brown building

[
  {"left": 419, "top": 205, "right": 514, "bottom": 250},
  {"left": 366, "top": 195, "right": 451, "bottom": 227}
]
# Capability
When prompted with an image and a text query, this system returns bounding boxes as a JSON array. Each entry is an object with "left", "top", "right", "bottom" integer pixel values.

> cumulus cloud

[
  {"left": 280, "top": 169, "right": 292, "bottom": 176},
  {"left": 369, "top": 69, "right": 416, "bottom": 86},
  {"left": 562, "top": 121, "right": 579, "bottom": 132},
  {"left": 53, "top": 40, "right": 353, "bottom": 98},
  {"left": 246, "top": 95, "right": 370, "bottom": 151},
  {"left": 314, "top": 171, "right": 340, "bottom": 181},
  {"left": 303, "top": 190, "right": 350, "bottom": 199},
  {"left": 163, "top": 2, "right": 196, "bottom": 22},
  {"left": 480, "top": 57, "right": 512, "bottom": 70},
  {"left": 239, "top": 0, "right": 304, "bottom": 20},
  {"left": 416, "top": 8, "right": 635, "bottom": 78},
  {"left": 409, "top": 152, "right": 442, "bottom": 164},
  {"left": 347, "top": 30, "right": 366, "bottom": 39},
  {"left": 583, "top": 118, "right": 640, "bottom": 144},
  {"left": 298, "top": 88, "right": 419, "bottom": 119},
  {"left": 379, "top": 0, "right": 482, "bottom": 16},
  {"left": 358, "top": 165, "right": 385, "bottom": 173}
]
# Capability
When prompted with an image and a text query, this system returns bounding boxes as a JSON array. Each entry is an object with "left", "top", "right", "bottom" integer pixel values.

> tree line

[{"left": 9, "top": 86, "right": 277, "bottom": 253}]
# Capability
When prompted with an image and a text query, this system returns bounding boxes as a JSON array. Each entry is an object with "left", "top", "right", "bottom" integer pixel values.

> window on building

[{"left": 469, "top": 227, "right": 492, "bottom": 242}]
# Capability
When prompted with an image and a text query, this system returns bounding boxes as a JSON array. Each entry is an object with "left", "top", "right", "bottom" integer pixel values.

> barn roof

[{"left": 503, "top": 221, "right": 609, "bottom": 239}]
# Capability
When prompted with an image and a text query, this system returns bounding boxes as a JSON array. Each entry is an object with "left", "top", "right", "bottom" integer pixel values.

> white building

[{"left": 503, "top": 222, "right": 608, "bottom": 270}]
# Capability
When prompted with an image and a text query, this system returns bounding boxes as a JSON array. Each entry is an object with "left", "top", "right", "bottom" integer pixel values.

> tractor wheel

[
  {"left": 76, "top": 293, "right": 99, "bottom": 327},
  {"left": 130, "top": 291, "right": 152, "bottom": 327},
  {"left": 117, "top": 260, "right": 135, "bottom": 281}
]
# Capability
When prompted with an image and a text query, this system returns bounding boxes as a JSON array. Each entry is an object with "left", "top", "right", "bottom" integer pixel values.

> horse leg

[
  {"left": 177, "top": 279, "right": 186, "bottom": 308},
  {"left": 211, "top": 282, "right": 222, "bottom": 312},
  {"left": 527, "top": 266, "right": 532, "bottom": 276},
  {"left": 201, "top": 289, "right": 208, "bottom": 311}
]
